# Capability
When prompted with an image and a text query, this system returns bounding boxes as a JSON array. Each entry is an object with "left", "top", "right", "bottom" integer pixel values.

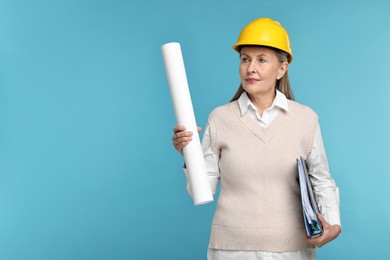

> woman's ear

[{"left": 277, "top": 62, "right": 288, "bottom": 80}]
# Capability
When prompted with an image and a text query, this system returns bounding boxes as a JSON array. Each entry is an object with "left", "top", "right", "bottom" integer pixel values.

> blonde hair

[{"left": 230, "top": 46, "right": 294, "bottom": 102}]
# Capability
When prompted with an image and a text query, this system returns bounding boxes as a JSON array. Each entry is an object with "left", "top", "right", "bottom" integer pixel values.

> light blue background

[{"left": 0, "top": 0, "right": 389, "bottom": 259}]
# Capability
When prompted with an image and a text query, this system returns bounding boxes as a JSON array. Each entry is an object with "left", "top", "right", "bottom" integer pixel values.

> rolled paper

[{"left": 161, "top": 42, "right": 213, "bottom": 205}]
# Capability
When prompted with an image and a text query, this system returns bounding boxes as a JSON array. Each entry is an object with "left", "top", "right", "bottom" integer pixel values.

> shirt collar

[{"left": 237, "top": 90, "right": 289, "bottom": 116}]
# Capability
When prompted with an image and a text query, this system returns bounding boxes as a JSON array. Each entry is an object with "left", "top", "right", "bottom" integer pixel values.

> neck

[{"left": 247, "top": 90, "right": 276, "bottom": 117}]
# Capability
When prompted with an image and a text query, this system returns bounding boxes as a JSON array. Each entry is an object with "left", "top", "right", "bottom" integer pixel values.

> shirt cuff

[
  {"left": 183, "top": 167, "right": 189, "bottom": 180},
  {"left": 183, "top": 167, "right": 193, "bottom": 197},
  {"left": 324, "top": 211, "right": 341, "bottom": 227}
]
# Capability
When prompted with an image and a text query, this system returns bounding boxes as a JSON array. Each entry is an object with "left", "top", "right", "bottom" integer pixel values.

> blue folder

[{"left": 297, "top": 157, "right": 323, "bottom": 238}]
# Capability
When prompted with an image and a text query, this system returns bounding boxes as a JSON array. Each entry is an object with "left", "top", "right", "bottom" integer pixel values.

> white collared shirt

[
  {"left": 238, "top": 90, "right": 289, "bottom": 127},
  {"left": 185, "top": 90, "right": 341, "bottom": 226}
]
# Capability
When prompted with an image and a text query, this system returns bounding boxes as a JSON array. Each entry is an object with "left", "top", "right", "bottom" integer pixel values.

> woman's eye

[
  {"left": 241, "top": 57, "right": 250, "bottom": 63},
  {"left": 259, "top": 58, "right": 267, "bottom": 63}
]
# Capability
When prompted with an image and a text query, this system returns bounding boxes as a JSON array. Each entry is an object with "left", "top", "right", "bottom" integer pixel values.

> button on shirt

[{"left": 184, "top": 90, "right": 341, "bottom": 227}]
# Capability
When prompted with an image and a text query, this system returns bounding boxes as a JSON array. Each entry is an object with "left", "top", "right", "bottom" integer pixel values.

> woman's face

[{"left": 239, "top": 46, "right": 288, "bottom": 98}]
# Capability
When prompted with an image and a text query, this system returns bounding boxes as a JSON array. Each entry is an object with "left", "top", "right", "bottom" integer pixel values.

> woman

[{"left": 172, "top": 18, "right": 341, "bottom": 260}]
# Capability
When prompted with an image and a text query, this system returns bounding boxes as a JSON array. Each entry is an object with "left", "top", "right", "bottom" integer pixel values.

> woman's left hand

[{"left": 305, "top": 214, "right": 341, "bottom": 248}]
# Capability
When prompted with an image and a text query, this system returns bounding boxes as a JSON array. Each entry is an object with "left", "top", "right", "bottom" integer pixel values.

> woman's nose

[{"left": 247, "top": 61, "right": 256, "bottom": 74}]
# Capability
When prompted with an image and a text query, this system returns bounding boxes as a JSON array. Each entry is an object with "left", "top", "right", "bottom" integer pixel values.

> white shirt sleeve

[
  {"left": 307, "top": 122, "right": 341, "bottom": 227},
  {"left": 183, "top": 124, "right": 220, "bottom": 197}
]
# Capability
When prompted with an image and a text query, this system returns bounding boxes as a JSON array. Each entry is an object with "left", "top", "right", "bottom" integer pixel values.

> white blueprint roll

[{"left": 161, "top": 42, "right": 213, "bottom": 205}]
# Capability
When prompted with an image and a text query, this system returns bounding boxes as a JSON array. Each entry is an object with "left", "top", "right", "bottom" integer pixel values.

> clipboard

[{"left": 297, "top": 157, "right": 323, "bottom": 238}]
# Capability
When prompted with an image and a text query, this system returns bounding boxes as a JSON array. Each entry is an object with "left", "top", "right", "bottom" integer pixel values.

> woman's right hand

[{"left": 172, "top": 126, "right": 201, "bottom": 155}]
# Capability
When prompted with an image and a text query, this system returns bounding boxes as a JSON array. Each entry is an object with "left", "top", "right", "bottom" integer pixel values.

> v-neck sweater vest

[{"left": 208, "top": 100, "right": 318, "bottom": 252}]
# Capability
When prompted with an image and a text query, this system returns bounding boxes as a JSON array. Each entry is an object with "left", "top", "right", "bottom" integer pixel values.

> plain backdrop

[{"left": 0, "top": 0, "right": 389, "bottom": 259}]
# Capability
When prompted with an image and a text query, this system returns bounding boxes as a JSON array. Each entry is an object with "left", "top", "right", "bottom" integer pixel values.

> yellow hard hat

[{"left": 232, "top": 18, "right": 293, "bottom": 63}]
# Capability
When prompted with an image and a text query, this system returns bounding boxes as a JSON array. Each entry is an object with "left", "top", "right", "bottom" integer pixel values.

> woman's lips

[{"left": 246, "top": 78, "right": 259, "bottom": 84}]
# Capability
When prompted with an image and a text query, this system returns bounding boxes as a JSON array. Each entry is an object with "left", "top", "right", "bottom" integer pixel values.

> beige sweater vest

[{"left": 208, "top": 100, "right": 318, "bottom": 252}]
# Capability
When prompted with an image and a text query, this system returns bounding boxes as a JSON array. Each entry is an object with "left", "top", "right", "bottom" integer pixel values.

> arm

[
  {"left": 172, "top": 125, "right": 220, "bottom": 197},
  {"left": 306, "top": 123, "right": 341, "bottom": 247}
]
